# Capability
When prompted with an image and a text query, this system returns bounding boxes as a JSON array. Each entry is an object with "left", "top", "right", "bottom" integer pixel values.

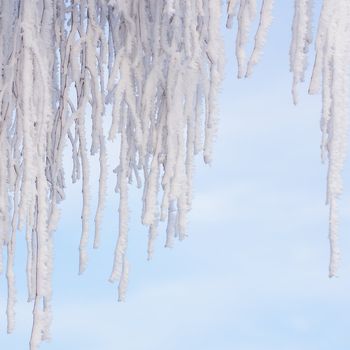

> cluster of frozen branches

[
  {"left": 290, "top": 0, "right": 350, "bottom": 277},
  {"left": 227, "top": 0, "right": 350, "bottom": 277},
  {"left": 0, "top": 1, "right": 226, "bottom": 347},
  {"left": 0, "top": 0, "right": 349, "bottom": 349}
]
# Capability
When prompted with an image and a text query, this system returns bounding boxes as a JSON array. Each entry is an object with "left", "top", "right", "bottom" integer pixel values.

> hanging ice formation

[{"left": 0, "top": 0, "right": 349, "bottom": 348}]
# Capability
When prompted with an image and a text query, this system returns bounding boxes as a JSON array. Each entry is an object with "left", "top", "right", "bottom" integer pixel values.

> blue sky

[{"left": 2, "top": 1, "right": 350, "bottom": 349}]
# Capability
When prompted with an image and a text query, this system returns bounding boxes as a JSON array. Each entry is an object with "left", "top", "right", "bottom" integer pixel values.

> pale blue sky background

[{"left": 2, "top": 1, "right": 350, "bottom": 349}]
